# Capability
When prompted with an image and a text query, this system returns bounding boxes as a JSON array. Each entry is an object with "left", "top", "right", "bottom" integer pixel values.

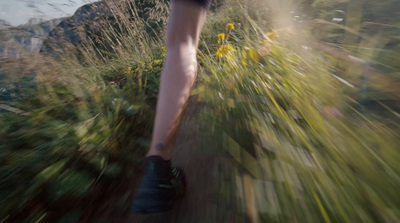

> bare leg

[
  {"left": 147, "top": 1, "right": 207, "bottom": 160},
  {"left": 132, "top": 1, "right": 209, "bottom": 213}
]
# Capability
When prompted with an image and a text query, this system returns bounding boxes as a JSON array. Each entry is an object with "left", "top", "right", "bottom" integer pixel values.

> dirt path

[{"left": 125, "top": 99, "right": 233, "bottom": 223}]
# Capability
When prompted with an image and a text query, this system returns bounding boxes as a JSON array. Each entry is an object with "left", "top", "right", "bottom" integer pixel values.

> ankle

[{"left": 144, "top": 156, "right": 172, "bottom": 178}]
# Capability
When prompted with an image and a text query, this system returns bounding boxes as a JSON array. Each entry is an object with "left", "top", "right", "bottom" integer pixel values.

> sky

[{"left": 0, "top": 0, "right": 97, "bottom": 26}]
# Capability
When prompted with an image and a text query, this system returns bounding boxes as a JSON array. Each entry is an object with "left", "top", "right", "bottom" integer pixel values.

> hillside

[
  {"left": 0, "top": 0, "right": 399, "bottom": 222},
  {"left": 0, "top": 18, "right": 63, "bottom": 58}
]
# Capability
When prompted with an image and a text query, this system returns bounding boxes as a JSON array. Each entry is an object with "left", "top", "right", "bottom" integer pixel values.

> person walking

[{"left": 132, "top": 0, "right": 210, "bottom": 213}]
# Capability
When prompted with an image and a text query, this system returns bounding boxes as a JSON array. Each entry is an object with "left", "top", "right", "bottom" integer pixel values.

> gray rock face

[
  {"left": 0, "top": 18, "right": 63, "bottom": 58},
  {"left": 40, "top": 1, "right": 113, "bottom": 54},
  {"left": 1, "top": 0, "right": 172, "bottom": 58},
  {"left": 0, "top": 20, "right": 12, "bottom": 30},
  {"left": 39, "top": 0, "right": 170, "bottom": 56},
  {"left": 0, "top": 1, "right": 113, "bottom": 58}
]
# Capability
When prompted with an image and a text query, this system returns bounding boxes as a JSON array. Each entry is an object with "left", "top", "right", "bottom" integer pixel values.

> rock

[
  {"left": 0, "top": 19, "right": 12, "bottom": 30},
  {"left": 40, "top": 1, "right": 113, "bottom": 55},
  {"left": 0, "top": 19, "right": 63, "bottom": 58},
  {"left": 39, "top": 0, "right": 169, "bottom": 56}
]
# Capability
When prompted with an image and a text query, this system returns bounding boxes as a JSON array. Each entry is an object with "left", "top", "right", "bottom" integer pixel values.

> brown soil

[{"left": 125, "top": 99, "right": 240, "bottom": 223}]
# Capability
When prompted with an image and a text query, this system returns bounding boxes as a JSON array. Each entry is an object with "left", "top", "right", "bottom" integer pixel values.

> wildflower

[
  {"left": 161, "top": 46, "right": 166, "bottom": 57},
  {"left": 216, "top": 44, "right": 235, "bottom": 58},
  {"left": 249, "top": 48, "right": 259, "bottom": 62},
  {"left": 228, "top": 8, "right": 232, "bottom": 11},
  {"left": 217, "top": 33, "right": 225, "bottom": 44},
  {"left": 226, "top": 23, "right": 234, "bottom": 30},
  {"left": 245, "top": 48, "right": 259, "bottom": 63},
  {"left": 222, "top": 44, "right": 235, "bottom": 54},
  {"left": 266, "top": 30, "right": 278, "bottom": 41}
]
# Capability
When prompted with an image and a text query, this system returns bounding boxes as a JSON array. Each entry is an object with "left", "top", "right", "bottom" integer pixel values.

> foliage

[
  {"left": 193, "top": 1, "right": 400, "bottom": 222},
  {"left": 0, "top": 1, "right": 168, "bottom": 220}
]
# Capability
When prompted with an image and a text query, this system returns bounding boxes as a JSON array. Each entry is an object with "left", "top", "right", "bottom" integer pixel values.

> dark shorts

[{"left": 173, "top": 0, "right": 211, "bottom": 9}]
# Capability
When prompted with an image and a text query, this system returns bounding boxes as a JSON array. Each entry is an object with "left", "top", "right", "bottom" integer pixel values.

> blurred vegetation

[
  {"left": 195, "top": 1, "right": 400, "bottom": 222},
  {"left": 0, "top": 0, "right": 399, "bottom": 222},
  {"left": 0, "top": 1, "right": 168, "bottom": 221},
  {"left": 310, "top": 0, "right": 400, "bottom": 111}
]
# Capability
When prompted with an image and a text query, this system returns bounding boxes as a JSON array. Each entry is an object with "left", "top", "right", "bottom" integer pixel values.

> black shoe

[{"left": 132, "top": 157, "right": 186, "bottom": 213}]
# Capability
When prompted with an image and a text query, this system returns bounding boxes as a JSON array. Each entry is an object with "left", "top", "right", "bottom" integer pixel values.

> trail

[{"left": 126, "top": 98, "right": 231, "bottom": 223}]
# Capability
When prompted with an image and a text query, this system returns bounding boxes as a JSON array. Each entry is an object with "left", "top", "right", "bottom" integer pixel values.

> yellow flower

[
  {"left": 228, "top": 8, "right": 232, "bottom": 11},
  {"left": 222, "top": 44, "right": 235, "bottom": 54},
  {"left": 266, "top": 30, "right": 278, "bottom": 41},
  {"left": 241, "top": 60, "right": 247, "bottom": 66},
  {"left": 217, "top": 33, "right": 225, "bottom": 44},
  {"left": 161, "top": 46, "right": 166, "bottom": 52},
  {"left": 226, "top": 23, "right": 234, "bottom": 30},
  {"left": 245, "top": 48, "right": 259, "bottom": 63},
  {"left": 216, "top": 44, "right": 235, "bottom": 58},
  {"left": 249, "top": 48, "right": 259, "bottom": 63}
]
